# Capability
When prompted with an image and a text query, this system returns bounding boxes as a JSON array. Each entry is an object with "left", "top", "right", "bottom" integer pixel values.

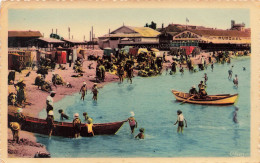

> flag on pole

[{"left": 186, "top": 18, "right": 189, "bottom": 23}]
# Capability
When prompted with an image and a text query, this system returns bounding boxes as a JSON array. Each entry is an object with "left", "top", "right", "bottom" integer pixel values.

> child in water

[
  {"left": 135, "top": 128, "right": 145, "bottom": 139},
  {"left": 58, "top": 109, "right": 69, "bottom": 120},
  {"left": 174, "top": 110, "right": 187, "bottom": 133}
]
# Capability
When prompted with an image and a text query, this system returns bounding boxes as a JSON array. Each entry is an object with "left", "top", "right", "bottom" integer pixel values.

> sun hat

[
  {"left": 10, "top": 122, "right": 20, "bottom": 130},
  {"left": 192, "top": 85, "right": 195, "bottom": 88},
  {"left": 74, "top": 113, "right": 79, "bottom": 117},
  {"left": 94, "top": 83, "right": 97, "bottom": 85},
  {"left": 50, "top": 91, "right": 56, "bottom": 94},
  {"left": 83, "top": 82, "right": 86, "bottom": 85},
  {"left": 48, "top": 110, "right": 54, "bottom": 116},
  {"left": 130, "top": 111, "right": 135, "bottom": 117}
]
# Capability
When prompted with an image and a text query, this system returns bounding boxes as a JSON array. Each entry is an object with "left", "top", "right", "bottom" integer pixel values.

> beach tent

[
  {"left": 129, "top": 48, "right": 139, "bottom": 56},
  {"left": 138, "top": 48, "right": 148, "bottom": 54},
  {"left": 56, "top": 51, "right": 67, "bottom": 64},
  {"left": 104, "top": 48, "right": 113, "bottom": 56},
  {"left": 151, "top": 48, "right": 159, "bottom": 52},
  {"left": 180, "top": 46, "right": 196, "bottom": 55}
]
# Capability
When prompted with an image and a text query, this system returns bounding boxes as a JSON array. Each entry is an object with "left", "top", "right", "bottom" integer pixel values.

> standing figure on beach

[
  {"left": 46, "top": 111, "right": 55, "bottom": 138},
  {"left": 15, "top": 79, "right": 26, "bottom": 106},
  {"left": 92, "top": 83, "right": 99, "bottom": 101},
  {"left": 79, "top": 82, "right": 87, "bottom": 101},
  {"left": 46, "top": 91, "right": 56, "bottom": 115},
  {"left": 10, "top": 122, "right": 20, "bottom": 143},
  {"left": 72, "top": 113, "right": 81, "bottom": 138},
  {"left": 127, "top": 111, "right": 138, "bottom": 134},
  {"left": 69, "top": 52, "right": 73, "bottom": 67},
  {"left": 233, "top": 74, "right": 238, "bottom": 88},
  {"left": 174, "top": 110, "right": 187, "bottom": 133},
  {"left": 228, "top": 66, "right": 233, "bottom": 80}
]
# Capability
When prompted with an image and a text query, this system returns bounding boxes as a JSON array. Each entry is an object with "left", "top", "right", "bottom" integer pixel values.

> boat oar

[{"left": 180, "top": 95, "right": 195, "bottom": 105}]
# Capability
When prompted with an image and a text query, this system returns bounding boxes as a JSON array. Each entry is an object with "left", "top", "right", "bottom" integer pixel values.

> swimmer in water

[
  {"left": 233, "top": 107, "right": 239, "bottom": 123},
  {"left": 135, "top": 128, "right": 145, "bottom": 139}
]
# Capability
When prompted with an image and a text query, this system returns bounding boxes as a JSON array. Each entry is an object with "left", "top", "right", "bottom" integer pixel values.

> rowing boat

[
  {"left": 8, "top": 114, "right": 126, "bottom": 137},
  {"left": 171, "top": 90, "right": 238, "bottom": 105}
]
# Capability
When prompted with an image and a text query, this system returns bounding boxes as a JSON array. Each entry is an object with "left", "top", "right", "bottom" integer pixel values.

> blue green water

[{"left": 37, "top": 57, "right": 250, "bottom": 157}]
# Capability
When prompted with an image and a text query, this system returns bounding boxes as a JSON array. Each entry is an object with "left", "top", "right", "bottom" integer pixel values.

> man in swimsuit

[
  {"left": 174, "top": 110, "right": 187, "bottom": 133},
  {"left": 79, "top": 82, "right": 87, "bottom": 101}
]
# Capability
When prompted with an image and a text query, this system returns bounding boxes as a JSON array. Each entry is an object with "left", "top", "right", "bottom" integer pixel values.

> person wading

[
  {"left": 46, "top": 110, "right": 55, "bottom": 138},
  {"left": 127, "top": 111, "right": 138, "bottom": 134},
  {"left": 233, "top": 74, "right": 238, "bottom": 88},
  {"left": 46, "top": 91, "right": 56, "bottom": 115},
  {"left": 228, "top": 66, "right": 233, "bottom": 80},
  {"left": 174, "top": 110, "right": 187, "bottom": 133},
  {"left": 85, "top": 118, "right": 94, "bottom": 137},
  {"left": 92, "top": 83, "right": 98, "bottom": 101},
  {"left": 203, "top": 73, "right": 208, "bottom": 85},
  {"left": 73, "top": 113, "right": 81, "bottom": 138},
  {"left": 79, "top": 82, "right": 87, "bottom": 101}
]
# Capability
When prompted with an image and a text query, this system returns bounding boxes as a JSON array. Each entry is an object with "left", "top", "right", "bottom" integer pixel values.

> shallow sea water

[{"left": 37, "top": 57, "right": 250, "bottom": 157}]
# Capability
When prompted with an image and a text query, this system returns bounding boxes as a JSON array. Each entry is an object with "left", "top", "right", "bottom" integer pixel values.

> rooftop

[
  {"left": 188, "top": 29, "right": 250, "bottom": 37},
  {"left": 37, "top": 37, "right": 64, "bottom": 43},
  {"left": 9, "top": 31, "right": 42, "bottom": 37}
]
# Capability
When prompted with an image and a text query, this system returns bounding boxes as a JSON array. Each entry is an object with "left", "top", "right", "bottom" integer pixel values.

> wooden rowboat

[
  {"left": 8, "top": 114, "right": 126, "bottom": 137},
  {"left": 171, "top": 90, "right": 238, "bottom": 105}
]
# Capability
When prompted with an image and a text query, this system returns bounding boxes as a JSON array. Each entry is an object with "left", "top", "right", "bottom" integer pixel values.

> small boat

[
  {"left": 171, "top": 90, "right": 238, "bottom": 105},
  {"left": 8, "top": 114, "right": 126, "bottom": 137}
]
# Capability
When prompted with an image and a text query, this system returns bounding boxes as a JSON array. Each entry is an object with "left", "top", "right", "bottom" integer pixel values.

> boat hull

[
  {"left": 171, "top": 90, "right": 238, "bottom": 105},
  {"left": 8, "top": 114, "right": 126, "bottom": 137}
]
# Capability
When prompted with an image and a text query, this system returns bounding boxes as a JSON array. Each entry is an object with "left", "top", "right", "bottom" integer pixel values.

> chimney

[{"left": 231, "top": 20, "right": 235, "bottom": 29}]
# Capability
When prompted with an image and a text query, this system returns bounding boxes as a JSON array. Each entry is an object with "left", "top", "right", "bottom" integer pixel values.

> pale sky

[{"left": 8, "top": 8, "right": 250, "bottom": 41}]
